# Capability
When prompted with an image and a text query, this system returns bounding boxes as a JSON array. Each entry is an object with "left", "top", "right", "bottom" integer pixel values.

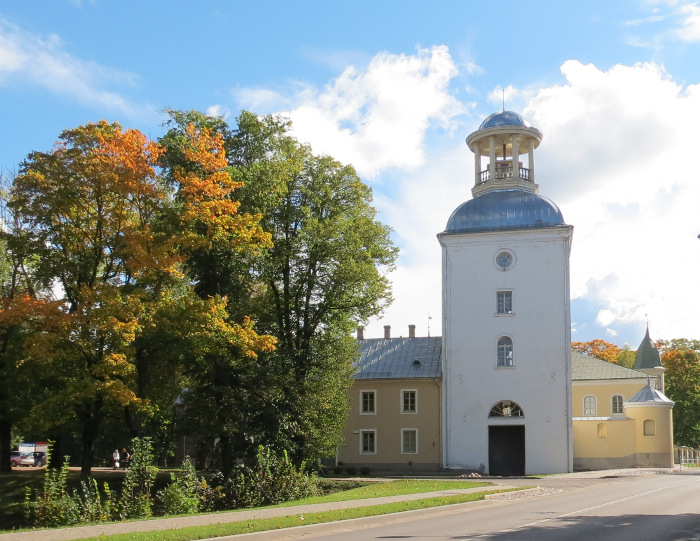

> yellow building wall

[
  {"left": 572, "top": 380, "right": 646, "bottom": 417},
  {"left": 338, "top": 379, "right": 441, "bottom": 470},
  {"left": 572, "top": 379, "right": 674, "bottom": 469},
  {"left": 627, "top": 404, "right": 674, "bottom": 467}
]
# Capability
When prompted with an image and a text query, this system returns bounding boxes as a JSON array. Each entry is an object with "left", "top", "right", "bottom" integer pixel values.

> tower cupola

[{"left": 466, "top": 111, "right": 543, "bottom": 197}]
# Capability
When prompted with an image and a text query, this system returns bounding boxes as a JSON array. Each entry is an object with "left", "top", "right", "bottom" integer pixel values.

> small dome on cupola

[{"left": 478, "top": 110, "right": 532, "bottom": 130}]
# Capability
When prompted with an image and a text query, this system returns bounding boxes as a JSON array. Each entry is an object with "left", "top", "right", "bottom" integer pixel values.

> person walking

[{"left": 112, "top": 449, "right": 120, "bottom": 469}]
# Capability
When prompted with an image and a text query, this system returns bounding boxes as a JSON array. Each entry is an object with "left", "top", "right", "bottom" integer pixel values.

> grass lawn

[{"left": 83, "top": 490, "right": 507, "bottom": 541}]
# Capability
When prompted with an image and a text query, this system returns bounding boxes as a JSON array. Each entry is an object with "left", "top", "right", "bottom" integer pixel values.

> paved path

[{"left": 0, "top": 468, "right": 675, "bottom": 541}]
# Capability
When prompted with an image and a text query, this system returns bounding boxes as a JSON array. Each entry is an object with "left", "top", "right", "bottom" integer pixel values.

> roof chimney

[
  {"left": 384, "top": 325, "right": 391, "bottom": 339},
  {"left": 357, "top": 326, "right": 365, "bottom": 340},
  {"left": 409, "top": 324, "right": 416, "bottom": 338}
]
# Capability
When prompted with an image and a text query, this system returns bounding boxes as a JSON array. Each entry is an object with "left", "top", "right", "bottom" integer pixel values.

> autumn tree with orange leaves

[{"left": 8, "top": 121, "right": 274, "bottom": 476}]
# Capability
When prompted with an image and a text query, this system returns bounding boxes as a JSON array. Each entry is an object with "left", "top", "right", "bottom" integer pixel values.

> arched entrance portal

[{"left": 488, "top": 401, "right": 525, "bottom": 476}]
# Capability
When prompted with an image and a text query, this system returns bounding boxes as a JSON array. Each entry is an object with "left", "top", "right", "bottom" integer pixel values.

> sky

[{"left": 1, "top": 0, "right": 699, "bottom": 348}]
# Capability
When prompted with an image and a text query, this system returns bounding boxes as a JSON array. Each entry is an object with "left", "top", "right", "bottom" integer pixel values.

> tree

[
  {"left": 10, "top": 120, "right": 275, "bottom": 476},
  {"left": 572, "top": 339, "right": 622, "bottom": 365},
  {"left": 160, "top": 110, "right": 398, "bottom": 467},
  {"left": 0, "top": 175, "right": 57, "bottom": 471},
  {"left": 658, "top": 339, "right": 700, "bottom": 447},
  {"left": 9, "top": 122, "right": 169, "bottom": 476}
]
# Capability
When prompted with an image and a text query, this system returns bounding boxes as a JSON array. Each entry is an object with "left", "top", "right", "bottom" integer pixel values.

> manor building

[{"left": 337, "top": 112, "right": 674, "bottom": 474}]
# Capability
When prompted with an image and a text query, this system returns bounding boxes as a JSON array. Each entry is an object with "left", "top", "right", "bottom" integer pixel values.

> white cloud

[
  {"left": 524, "top": 60, "right": 700, "bottom": 341},
  {"left": 234, "top": 46, "right": 464, "bottom": 179},
  {"left": 674, "top": 2, "right": 700, "bottom": 41},
  {"left": 0, "top": 19, "right": 146, "bottom": 117}
]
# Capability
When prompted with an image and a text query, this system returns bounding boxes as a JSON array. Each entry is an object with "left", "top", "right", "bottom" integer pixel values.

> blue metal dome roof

[
  {"left": 443, "top": 189, "right": 566, "bottom": 234},
  {"left": 478, "top": 111, "right": 530, "bottom": 130}
]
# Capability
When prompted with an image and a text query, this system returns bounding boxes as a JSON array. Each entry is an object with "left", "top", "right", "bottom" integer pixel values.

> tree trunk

[
  {"left": 79, "top": 397, "right": 103, "bottom": 478},
  {"left": 0, "top": 419, "right": 11, "bottom": 472}
]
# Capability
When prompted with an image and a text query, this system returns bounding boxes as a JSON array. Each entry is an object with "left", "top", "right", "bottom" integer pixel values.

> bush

[
  {"left": 117, "top": 437, "right": 158, "bottom": 520},
  {"left": 333, "top": 466, "right": 343, "bottom": 475},
  {"left": 345, "top": 466, "right": 357, "bottom": 476},
  {"left": 25, "top": 458, "right": 81, "bottom": 527},
  {"left": 359, "top": 467, "right": 371, "bottom": 476},
  {"left": 201, "top": 446, "right": 320, "bottom": 510},
  {"left": 25, "top": 456, "right": 112, "bottom": 527},
  {"left": 156, "top": 457, "right": 199, "bottom": 515}
]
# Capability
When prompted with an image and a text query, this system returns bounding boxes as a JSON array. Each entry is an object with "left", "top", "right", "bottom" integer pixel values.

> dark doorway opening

[{"left": 488, "top": 425, "right": 525, "bottom": 476}]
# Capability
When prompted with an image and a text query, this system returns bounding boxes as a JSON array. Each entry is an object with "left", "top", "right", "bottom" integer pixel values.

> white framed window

[
  {"left": 401, "top": 429, "right": 417, "bottom": 454},
  {"left": 496, "top": 290, "right": 513, "bottom": 314},
  {"left": 360, "top": 430, "right": 376, "bottom": 454},
  {"left": 401, "top": 389, "right": 417, "bottom": 413},
  {"left": 360, "top": 390, "right": 376, "bottom": 415},
  {"left": 497, "top": 336, "right": 514, "bottom": 367},
  {"left": 611, "top": 394, "right": 624, "bottom": 415},
  {"left": 644, "top": 419, "right": 656, "bottom": 436},
  {"left": 584, "top": 395, "right": 597, "bottom": 416}
]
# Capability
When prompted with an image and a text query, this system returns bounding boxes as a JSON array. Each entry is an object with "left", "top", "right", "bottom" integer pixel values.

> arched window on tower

[
  {"left": 489, "top": 400, "right": 524, "bottom": 418},
  {"left": 497, "top": 336, "right": 514, "bottom": 367}
]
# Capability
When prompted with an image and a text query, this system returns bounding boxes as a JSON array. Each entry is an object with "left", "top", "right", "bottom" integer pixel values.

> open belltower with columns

[{"left": 438, "top": 111, "right": 574, "bottom": 475}]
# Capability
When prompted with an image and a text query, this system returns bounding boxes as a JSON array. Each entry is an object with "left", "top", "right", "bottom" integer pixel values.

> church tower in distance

[{"left": 438, "top": 111, "right": 573, "bottom": 475}]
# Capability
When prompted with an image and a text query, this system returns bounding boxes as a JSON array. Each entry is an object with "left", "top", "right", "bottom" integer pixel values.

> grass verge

[{"left": 83, "top": 489, "right": 515, "bottom": 541}]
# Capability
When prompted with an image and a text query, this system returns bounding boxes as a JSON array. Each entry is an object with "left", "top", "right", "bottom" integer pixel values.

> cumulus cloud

[
  {"left": 234, "top": 46, "right": 464, "bottom": 179},
  {"left": 524, "top": 60, "right": 700, "bottom": 341},
  {"left": 0, "top": 19, "right": 146, "bottom": 117}
]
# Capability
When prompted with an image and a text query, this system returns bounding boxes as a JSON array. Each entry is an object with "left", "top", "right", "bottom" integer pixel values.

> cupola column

[
  {"left": 473, "top": 143, "right": 481, "bottom": 184},
  {"left": 488, "top": 136, "right": 496, "bottom": 181},
  {"left": 511, "top": 135, "right": 519, "bottom": 179},
  {"left": 528, "top": 142, "right": 535, "bottom": 182}
]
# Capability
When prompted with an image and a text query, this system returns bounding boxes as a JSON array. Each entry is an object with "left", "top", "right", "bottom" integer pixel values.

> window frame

[
  {"left": 360, "top": 390, "right": 376, "bottom": 415},
  {"left": 611, "top": 394, "right": 624, "bottom": 415},
  {"left": 401, "top": 428, "right": 418, "bottom": 454},
  {"left": 360, "top": 429, "right": 377, "bottom": 454},
  {"left": 496, "top": 290, "right": 513, "bottom": 315},
  {"left": 401, "top": 389, "right": 417, "bottom": 414},
  {"left": 496, "top": 336, "right": 514, "bottom": 367},
  {"left": 583, "top": 395, "right": 597, "bottom": 416}
]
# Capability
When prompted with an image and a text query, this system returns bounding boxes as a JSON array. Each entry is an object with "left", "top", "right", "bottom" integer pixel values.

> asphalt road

[{"left": 239, "top": 470, "right": 700, "bottom": 541}]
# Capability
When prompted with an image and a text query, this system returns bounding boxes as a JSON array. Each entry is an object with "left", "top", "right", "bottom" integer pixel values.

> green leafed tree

[
  {"left": 658, "top": 339, "right": 700, "bottom": 448},
  {"left": 160, "top": 110, "right": 398, "bottom": 467}
]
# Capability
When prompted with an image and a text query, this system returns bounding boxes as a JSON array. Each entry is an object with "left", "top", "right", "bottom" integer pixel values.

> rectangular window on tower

[{"left": 496, "top": 291, "right": 513, "bottom": 314}]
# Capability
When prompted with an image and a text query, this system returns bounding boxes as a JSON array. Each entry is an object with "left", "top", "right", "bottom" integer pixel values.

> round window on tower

[{"left": 495, "top": 250, "right": 514, "bottom": 271}]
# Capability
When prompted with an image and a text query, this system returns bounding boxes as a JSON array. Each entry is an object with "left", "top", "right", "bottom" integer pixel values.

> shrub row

[{"left": 25, "top": 440, "right": 320, "bottom": 527}]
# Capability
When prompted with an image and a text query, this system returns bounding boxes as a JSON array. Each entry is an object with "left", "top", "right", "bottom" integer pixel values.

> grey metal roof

[
  {"left": 626, "top": 382, "right": 674, "bottom": 405},
  {"left": 633, "top": 326, "right": 662, "bottom": 370},
  {"left": 443, "top": 189, "right": 567, "bottom": 234},
  {"left": 478, "top": 111, "right": 531, "bottom": 130},
  {"left": 353, "top": 343, "right": 648, "bottom": 382},
  {"left": 354, "top": 337, "right": 442, "bottom": 379},
  {"left": 572, "top": 352, "right": 649, "bottom": 381}
]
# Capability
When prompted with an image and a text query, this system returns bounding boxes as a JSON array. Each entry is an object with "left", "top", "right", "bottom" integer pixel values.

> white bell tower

[{"left": 438, "top": 111, "right": 573, "bottom": 475}]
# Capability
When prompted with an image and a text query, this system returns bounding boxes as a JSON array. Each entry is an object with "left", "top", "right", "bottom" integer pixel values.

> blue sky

[{"left": 2, "top": 1, "right": 700, "bottom": 347}]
